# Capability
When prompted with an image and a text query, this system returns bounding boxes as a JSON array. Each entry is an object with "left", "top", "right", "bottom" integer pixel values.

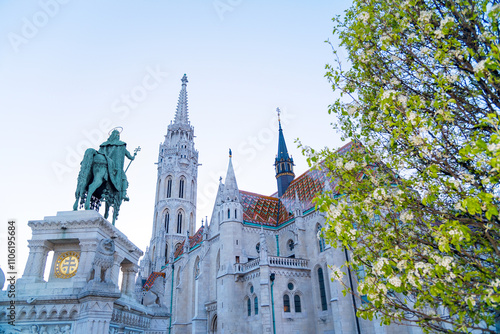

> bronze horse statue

[{"left": 73, "top": 129, "right": 138, "bottom": 225}]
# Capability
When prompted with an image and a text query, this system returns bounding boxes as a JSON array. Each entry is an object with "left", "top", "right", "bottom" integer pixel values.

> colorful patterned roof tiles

[
  {"left": 240, "top": 142, "right": 356, "bottom": 227},
  {"left": 240, "top": 191, "right": 280, "bottom": 227},
  {"left": 143, "top": 271, "right": 165, "bottom": 291},
  {"left": 173, "top": 226, "right": 205, "bottom": 259}
]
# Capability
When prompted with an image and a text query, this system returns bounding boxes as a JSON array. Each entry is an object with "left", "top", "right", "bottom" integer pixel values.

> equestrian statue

[{"left": 73, "top": 128, "right": 140, "bottom": 225}]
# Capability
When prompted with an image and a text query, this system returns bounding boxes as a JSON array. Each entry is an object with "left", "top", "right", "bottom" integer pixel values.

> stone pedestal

[{"left": 0, "top": 210, "right": 170, "bottom": 334}]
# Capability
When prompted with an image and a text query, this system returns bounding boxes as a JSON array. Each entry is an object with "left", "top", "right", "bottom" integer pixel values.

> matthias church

[{"left": 138, "top": 75, "right": 420, "bottom": 334}]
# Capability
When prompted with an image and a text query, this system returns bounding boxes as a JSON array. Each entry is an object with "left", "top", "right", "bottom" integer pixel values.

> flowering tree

[{"left": 307, "top": 0, "right": 500, "bottom": 332}]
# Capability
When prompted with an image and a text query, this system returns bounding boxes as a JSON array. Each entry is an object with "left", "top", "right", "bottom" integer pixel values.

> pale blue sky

[{"left": 0, "top": 0, "right": 350, "bottom": 278}]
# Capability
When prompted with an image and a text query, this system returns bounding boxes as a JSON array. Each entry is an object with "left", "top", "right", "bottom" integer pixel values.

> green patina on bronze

[{"left": 73, "top": 129, "right": 140, "bottom": 225}]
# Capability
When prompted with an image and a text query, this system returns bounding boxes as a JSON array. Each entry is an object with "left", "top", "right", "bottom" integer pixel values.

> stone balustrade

[
  {"left": 268, "top": 256, "right": 308, "bottom": 269},
  {"left": 234, "top": 256, "right": 309, "bottom": 273},
  {"left": 234, "top": 258, "right": 260, "bottom": 273}
]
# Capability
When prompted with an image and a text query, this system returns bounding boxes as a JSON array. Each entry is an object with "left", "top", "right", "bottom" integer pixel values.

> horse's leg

[
  {"left": 73, "top": 195, "right": 79, "bottom": 211},
  {"left": 104, "top": 202, "right": 110, "bottom": 219},
  {"left": 85, "top": 170, "right": 105, "bottom": 210},
  {"left": 112, "top": 206, "right": 118, "bottom": 225}
]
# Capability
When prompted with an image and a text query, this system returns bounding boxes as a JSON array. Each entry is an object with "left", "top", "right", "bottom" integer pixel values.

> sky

[{"left": 0, "top": 0, "right": 351, "bottom": 281}]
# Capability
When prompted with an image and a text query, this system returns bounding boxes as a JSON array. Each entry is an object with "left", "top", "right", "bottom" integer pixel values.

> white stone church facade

[{"left": 139, "top": 76, "right": 420, "bottom": 334}]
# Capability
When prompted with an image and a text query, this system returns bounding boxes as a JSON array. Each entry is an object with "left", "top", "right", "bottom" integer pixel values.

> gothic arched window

[
  {"left": 254, "top": 297, "right": 259, "bottom": 315},
  {"left": 294, "top": 295, "right": 301, "bottom": 313},
  {"left": 235, "top": 209, "right": 237, "bottom": 219},
  {"left": 283, "top": 294, "right": 290, "bottom": 312},
  {"left": 227, "top": 209, "right": 230, "bottom": 219},
  {"left": 165, "top": 211, "right": 170, "bottom": 233},
  {"left": 247, "top": 298, "right": 251, "bottom": 316},
  {"left": 318, "top": 267, "right": 328, "bottom": 311},
  {"left": 166, "top": 177, "right": 172, "bottom": 198},
  {"left": 194, "top": 257, "right": 200, "bottom": 279},
  {"left": 317, "top": 224, "right": 326, "bottom": 253},
  {"left": 179, "top": 179, "right": 185, "bottom": 198},
  {"left": 177, "top": 213, "right": 183, "bottom": 234},
  {"left": 191, "top": 180, "right": 195, "bottom": 201},
  {"left": 164, "top": 244, "right": 169, "bottom": 262}
]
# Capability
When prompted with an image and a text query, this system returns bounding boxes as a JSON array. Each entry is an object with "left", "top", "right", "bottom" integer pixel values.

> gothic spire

[
  {"left": 174, "top": 74, "right": 189, "bottom": 124},
  {"left": 276, "top": 108, "right": 290, "bottom": 161},
  {"left": 274, "top": 108, "right": 295, "bottom": 197},
  {"left": 223, "top": 148, "right": 240, "bottom": 202}
]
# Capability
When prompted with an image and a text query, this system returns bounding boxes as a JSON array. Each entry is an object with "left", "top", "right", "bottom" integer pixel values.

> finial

[
  {"left": 181, "top": 74, "right": 188, "bottom": 86},
  {"left": 229, "top": 148, "right": 232, "bottom": 158},
  {"left": 277, "top": 107, "right": 282, "bottom": 130}
]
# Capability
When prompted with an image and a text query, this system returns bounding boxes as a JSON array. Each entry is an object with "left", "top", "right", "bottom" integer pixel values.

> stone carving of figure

[
  {"left": 90, "top": 238, "right": 115, "bottom": 283},
  {"left": 61, "top": 325, "right": 71, "bottom": 334},
  {"left": 53, "top": 325, "right": 61, "bottom": 334},
  {"left": 142, "top": 275, "right": 166, "bottom": 307},
  {"left": 40, "top": 326, "right": 48, "bottom": 334}
]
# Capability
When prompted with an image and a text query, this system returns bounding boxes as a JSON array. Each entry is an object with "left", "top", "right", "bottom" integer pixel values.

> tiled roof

[
  {"left": 143, "top": 271, "right": 165, "bottom": 291},
  {"left": 240, "top": 141, "right": 356, "bottom": 227},
  {"left": 240, "top": 191, "right": 281, "bottom": 227},
  {"left": 173, "top": 226, "right": 205, "bottom": 259}
]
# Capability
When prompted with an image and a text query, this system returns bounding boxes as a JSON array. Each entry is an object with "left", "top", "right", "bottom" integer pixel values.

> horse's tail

[{"left": 75, "top": 148, "right": 96, "bottom": 198}]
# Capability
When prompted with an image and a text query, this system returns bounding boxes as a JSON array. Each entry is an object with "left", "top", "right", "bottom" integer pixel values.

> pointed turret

[
  {"left": 223, "top": 149, "right": 241, "bottom": 202},
  {"left": 174, "top": 74, "right": 189, "bottom": 125},
  {"left": 274, "top": 108, "right": 295, "bottom": 197}
]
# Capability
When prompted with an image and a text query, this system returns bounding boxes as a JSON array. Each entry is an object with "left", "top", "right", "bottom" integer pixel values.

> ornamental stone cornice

[{"left": 28, "top": 211, "right": 143, "bottom": 258}]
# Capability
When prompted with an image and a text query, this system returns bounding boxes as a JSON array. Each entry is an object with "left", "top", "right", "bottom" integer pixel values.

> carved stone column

[
  {"left": 121, "top": 263, "right": 139, "bottom": 297},
  {"left": 74, "top": 239, "right": 98, "bottom": 286},
  {"left": 21, "top": 240, "right": 52, "bottom": 281},
  {"left": 110, "top": 253, "right": 125, "bottom": 287}
]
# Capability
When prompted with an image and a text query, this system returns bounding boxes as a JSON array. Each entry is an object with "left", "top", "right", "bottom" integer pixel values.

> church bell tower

[{"left": 144, "top": 74, "right": 199, "bottom": 273}]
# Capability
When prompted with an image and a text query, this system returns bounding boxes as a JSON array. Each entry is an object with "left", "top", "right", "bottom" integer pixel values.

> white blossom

[
  {"left": 345, "top": 161, "right": 356, "bottom": 171},
  {"left": 420, "top": 47, "right": 431, "bottom": 55},
  {"left": 439, "top": 16, "right": 454, "bottom": 29},
  {"left": 388, "top": 276, "right": 402, "bottom": 287},
  {"left": 474, "top": 60, "right": 486, "bottom": 73},
  {"left": 358, "top": 12, "right": 370, "bottom": 23},
  {"left": 382, "top": 90, "right": 396, "bottom": 100},
  {"left": 410, "top": 134, "right": 424, "bottom": 146},
  {"left": 373, "top": 188, "right": 387, "bottom": 201},
  {"left": 397, "top": 259, "right": 407, "bottom": 271},
  {"left": 397, "top": 95, "right": 408, "bottom": 107},
  {"left": 328, "top": 206, "right": 341, "bottom": 219},
  {"left": 454, "top": 201, "right": 465, "bottom": 211},
  {"left": 373, "top": 257, "right": 388, "bottom": 275},
  {"left": 347, "top": 105, "right": 357, "bottom": 116},
  {"left": 418, "top": 10, "right": 432, "bottom": 24},
  {"left": 336, "top": 158, "right": 344, "bottom": 169},
  {"left": 400, "top": 210, "right": 414, "bottom": 223},
  {"left": 330, "top": 265, "right": 344, "bottom": 280},
  {"left": 435, "top": 28, "right": 444, "bottom": 39},
  {"left": 378, "top": 283, "right": 388, "bottom": 294}
]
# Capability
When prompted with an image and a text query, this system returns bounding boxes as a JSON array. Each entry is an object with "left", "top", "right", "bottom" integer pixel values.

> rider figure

[{"left": 98, "top": 130, "right": 135, "bottom": 201}]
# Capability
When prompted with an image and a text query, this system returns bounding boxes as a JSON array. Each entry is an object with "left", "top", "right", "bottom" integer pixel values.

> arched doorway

[{"left": 209, "top": 314, "right": 217, "bottom": 334}]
